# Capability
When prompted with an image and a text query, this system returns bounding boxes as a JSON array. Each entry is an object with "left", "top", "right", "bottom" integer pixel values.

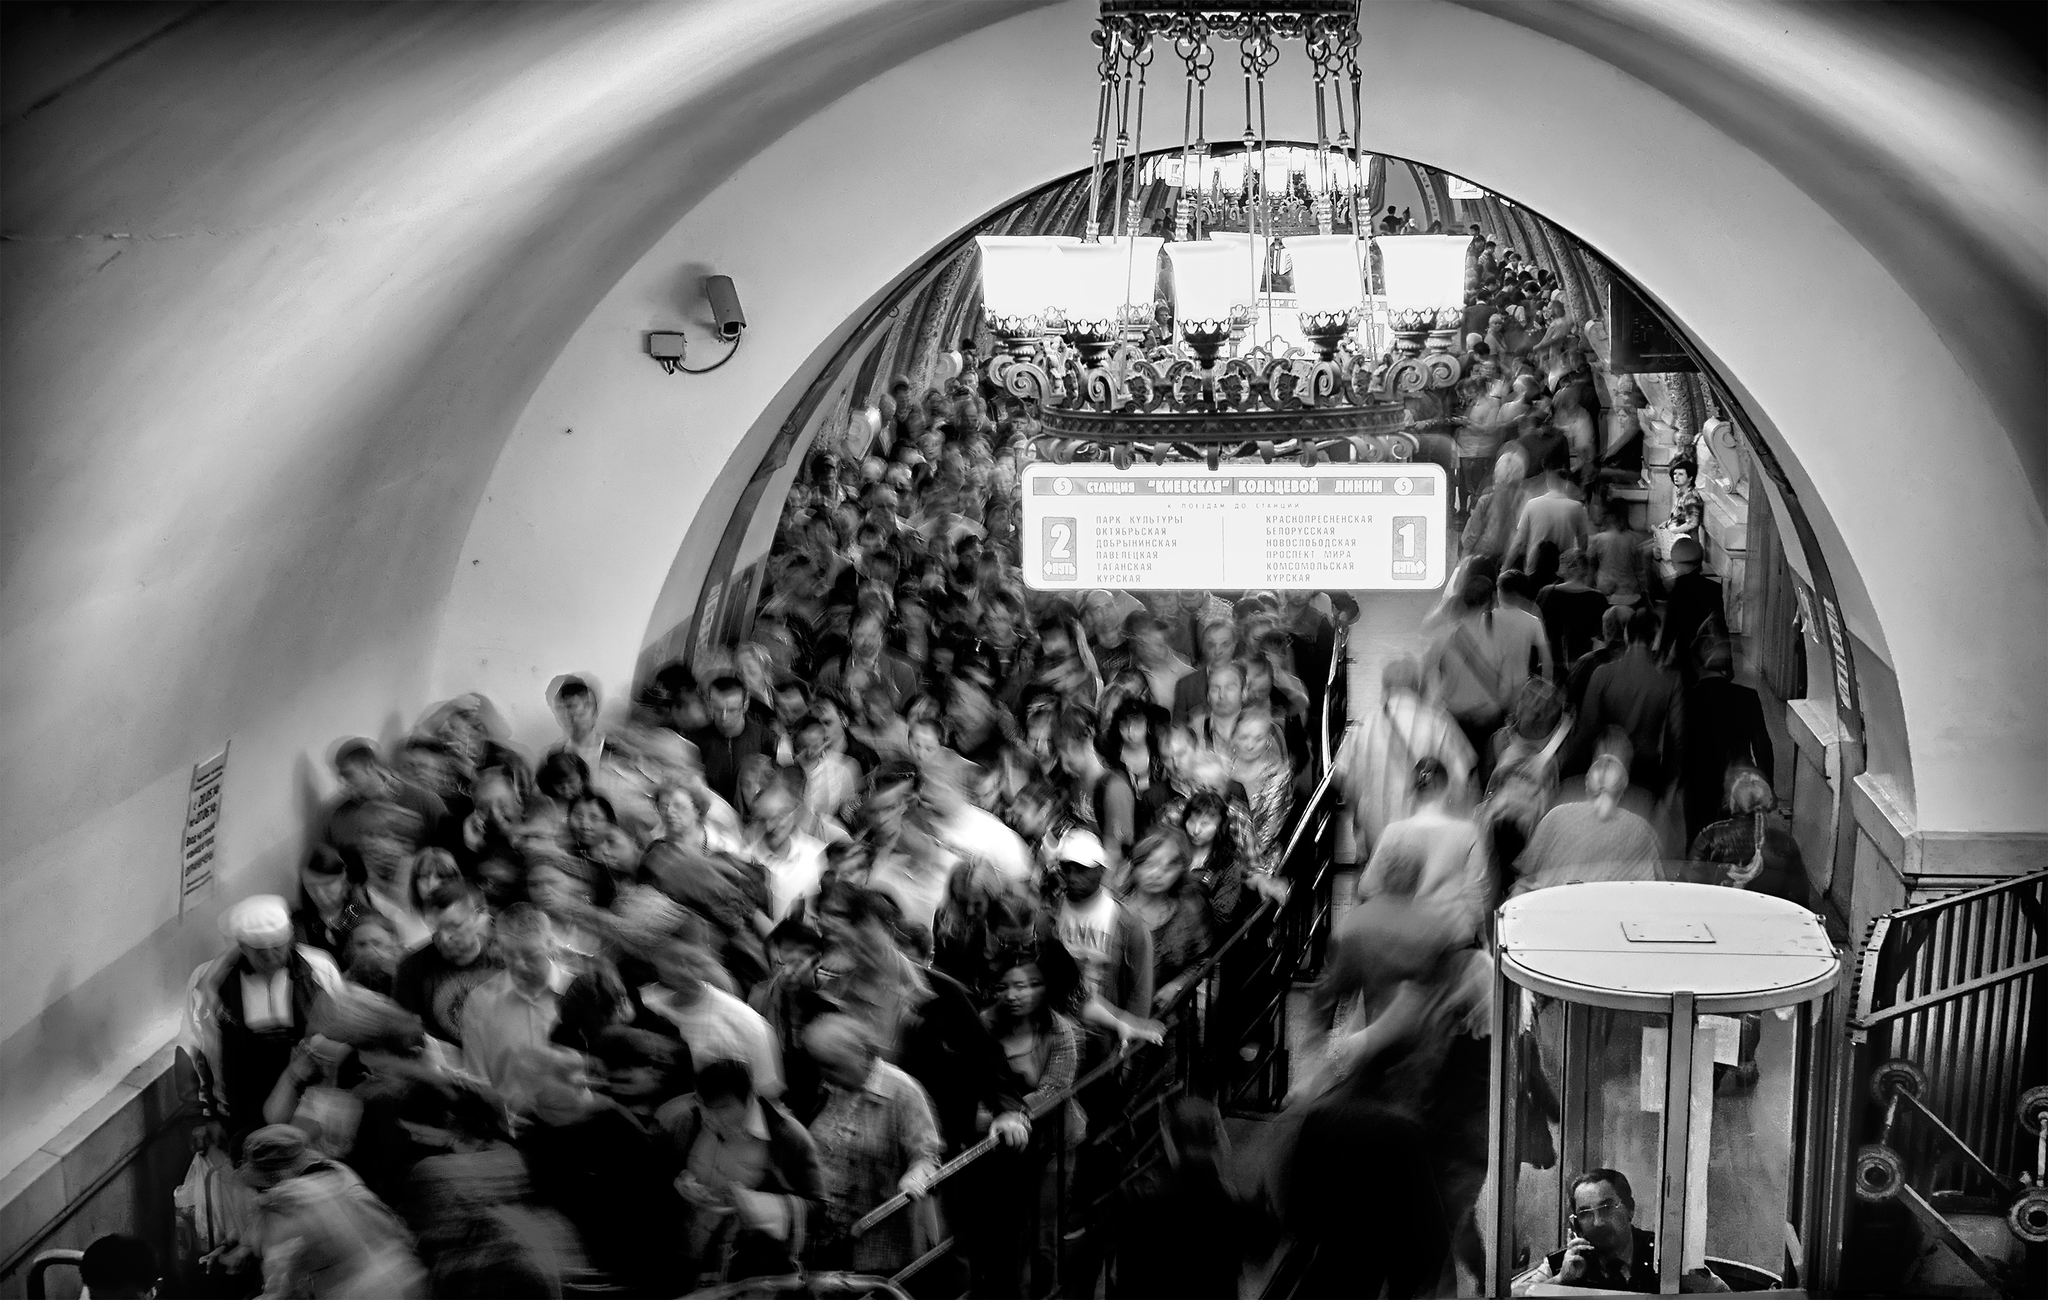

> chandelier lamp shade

[{"left": 976, "top": 1, "right": 1470, "bottom": 466}]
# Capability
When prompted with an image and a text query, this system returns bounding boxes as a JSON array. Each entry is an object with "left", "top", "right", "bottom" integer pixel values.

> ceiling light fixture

[{"left": 977, "top": 1, "right": 1470, "bottom": 466}]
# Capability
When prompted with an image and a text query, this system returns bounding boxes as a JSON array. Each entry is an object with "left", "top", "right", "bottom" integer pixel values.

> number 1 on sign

[{"left": 1391, "top": 515, "right": 1426, "bottom": 581}]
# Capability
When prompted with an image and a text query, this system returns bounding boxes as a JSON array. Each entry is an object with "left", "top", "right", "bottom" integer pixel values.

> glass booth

[{"left": 1489, "top": 881, "right": 1841, "bottom": 1295}]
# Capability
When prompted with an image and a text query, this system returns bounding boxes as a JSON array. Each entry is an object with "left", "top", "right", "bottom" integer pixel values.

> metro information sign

[{"left": 1021, "top": 462, "right": 1448, "bottom": 591}]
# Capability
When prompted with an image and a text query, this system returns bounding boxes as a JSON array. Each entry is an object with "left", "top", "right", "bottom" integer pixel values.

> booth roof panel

[{"left": 1498, "top": 881, "right": 1839, "bottom": 1010}]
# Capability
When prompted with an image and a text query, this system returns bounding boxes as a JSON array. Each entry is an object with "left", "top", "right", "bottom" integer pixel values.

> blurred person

[
  {"left": 1054, "top": 706, "right": 1136, "bottom": 879},
  {"left": 80, "top": 1233, "right": 159, "bottom": 1300},
  {"left": 1125, "top": 609, "right": 1190, "bottom": 710},
  {"left": 686, "top": 675, "right": 778, "bottom": 814},
  {"left": 321, "top": 739, "right": 446, "bottom": 864},
  {"left": 1587, "top": 493, "right": 1649, "bottom": 608},
  {"left": 1656, "top": 536, "right": 1728, "bottom": 683},
  {"left": 1565, "top": 603, "right": 1632, "bottom": 713},
  {"left": 341, "top": 914, "right": 405, "bottom": 997},
  {"left": 460, "top": 905, "right": 569, "bottom": 1120},
  {"left": 1123, "top": 828, "right": 1214, "bottom": 1012},
  {"left": 820, "top": 605, "right": 920, "bottom": 712},
  {"left": 1571, "top": 607, "right": 1682, "bottom": 793},
  {"left": 1360, "top": 758, "right": 1491, "bottom": 941},
  {"left": 1231, "top": 709, "right": 1297, "bottom": 871},
  {"left": 1104, "top": 697, "right": 1172, "bottom": 841},
  {"left": 1687, "top": 768, "right": 1809, "bottom": 908},
  {"left": 1172, "top": 616, "right": 1240, "bottom": 724},
  {"left": 1678, "top": 638, "right": 1774, "bottom": 843},
  {"left": 1423, "top": 566, "right": 1547, "bottom": 785},
  {"left": 391, "top": 882, "right": 500, "bottom": 1049},
  {"left": 659, "top": 1058, "right": 824, "bottom": 1287},
  {"left": 641, "top": 782, "right": 772, "bottom": 984},
  {"left": 1339, "top": 657, "right": 1475, "bottom": 857},
  {"left": 794, "top": 712, "right": 862, "bottom": 826},
  {"left": 980, "top": 948, "right": 1087, "bottom": 1296},
  {"left": 803, "top": 1014, "right": 946, "bottom": 1275},
  {"left": 292, "top": 845, "right": 366, "bottom": 964},
  {"left": 545, "top": 674, "right": 609, "bottom": 780},
  {"left": 1513, "top": 754, "right": 1663, "bottom": 893},
  {"left": 924, "top": 750, "right": 1035, "bottom": 896},
  {"left": 1505, "top": 465, "right": 1590, "bottom": 586},
  {"left": 1186, "top": 657, "right": 1248, "bottom": 763},
  {"left": 237, "top": 1123, "right": 427, "bottom": 1298},
  {"left": 1107, "top": 1098, "right": 1265, "bottom": 1300},
  {"left": 1538, "top": 548, "right": 1610, "bottom": 676},
  {"left": 749, "top": 770, "right": 828, "bottom": 922},
  {"left": 1461, "top": 446, "right": 1530, "bottom": 561},
  {"left": 517, "top": 1050, "right": 692, "bottom": 1295},
  {"left": 181, "top": 895, "right": 346, "bottom": 1155},
  {"left": 534, "top": 748, "right": 589, "bottom": 809},
  {"left": 1083, "top": 589, "right": 1136, "bottom": 682},
  {"left": 862, "top": 761, "right": 956, "bottom": 934},
  {"left": 1053, "top": 830, "right": 1157, "bottom": 1044},
  {"left": 642, "top": 940, "right": 784, "bottom": 1099},
  {"left": 1033, "top": 615, "right": 1100, "bottom": 710},
  {"left": 1512, "top": 1168, "right": 1729, "bottom": 1293}
]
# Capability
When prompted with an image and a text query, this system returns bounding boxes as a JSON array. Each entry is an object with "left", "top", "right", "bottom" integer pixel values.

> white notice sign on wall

[
  {"left": 180, "top": 746, "right": 227, "bottom": 912},
  {"left": 1020, "top": 462, "right": 1448, "bottom": 591}
]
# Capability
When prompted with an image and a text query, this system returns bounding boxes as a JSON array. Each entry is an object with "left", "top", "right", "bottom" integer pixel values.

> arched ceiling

[{"left": 0, "top": 0, "right": 2042, "bottom": 1165}]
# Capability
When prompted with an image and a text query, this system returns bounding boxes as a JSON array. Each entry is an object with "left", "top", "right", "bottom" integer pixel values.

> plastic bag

[{"left": 172, "top": 1150, "right": 233, "bottom": 1270}]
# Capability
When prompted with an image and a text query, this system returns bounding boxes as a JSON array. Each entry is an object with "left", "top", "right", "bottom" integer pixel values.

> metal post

[
  {"left": 1489, "top": 965, "right": 1520, "bottom": 1298},
  {"left": 1562, "top": 1001, "right": 1593, "bottom": 1209},
  {"left": 1659, "top": 992, "right": 1697, "bottom": 1294}
]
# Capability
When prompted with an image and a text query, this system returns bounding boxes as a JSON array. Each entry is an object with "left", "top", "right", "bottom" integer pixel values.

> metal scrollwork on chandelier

[{"left": 976, "top": 0, "right": 1469, "bottom": 468}]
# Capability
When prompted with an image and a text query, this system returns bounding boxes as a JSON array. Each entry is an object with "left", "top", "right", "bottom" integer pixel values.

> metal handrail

[{"left": 1851, "top": 867, "right": 2047, "bottom": 1028}]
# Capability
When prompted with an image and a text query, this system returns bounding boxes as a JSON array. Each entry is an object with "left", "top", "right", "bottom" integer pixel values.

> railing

[
  {"left": 1839, "top": 868, "right": 2047, "bottom": 1296},
  {"left": 827, "top": 618, "right": 1352, "bottom": 1299}
]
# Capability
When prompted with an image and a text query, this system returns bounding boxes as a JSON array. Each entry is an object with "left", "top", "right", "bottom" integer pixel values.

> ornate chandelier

[{"left": 978, "top": 1, "right": 1471, "bottom": 469}]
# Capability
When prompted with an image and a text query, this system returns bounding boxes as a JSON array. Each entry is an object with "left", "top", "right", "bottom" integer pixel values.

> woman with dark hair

[
  {"left": 1103, "top": 697, "right": 1172, "bottom": 842},
  {"left": 293, "top": 844, "right": 367, "bottom": 963},
  {"left": 1179, "top": 790, "right": 1250, "bottom": 932},
  {"left": 536, "top": 750, "right": 590, "bottom": 807},
  {"left": 980, "top": 947, "right": 1087, "bottom": 1297},
  {"left": 1123, "top": 829, "right": 1215, "bottom": 1013}
]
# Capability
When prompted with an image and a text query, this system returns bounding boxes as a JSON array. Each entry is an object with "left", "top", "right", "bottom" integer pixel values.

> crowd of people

[
  {"left": 156, "top": 224, "right": 1804, "bottom": 1300},
  {"left": 172, "top": 368, "right": 1360, "bottom": 1299}
]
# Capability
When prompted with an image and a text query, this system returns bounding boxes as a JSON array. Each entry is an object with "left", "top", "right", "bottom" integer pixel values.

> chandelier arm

[
  {"left": 1177, "top": 52, "right": 1194, "bottom": 242},
  {"left": 1123, "top": 45, "right": 1150, "bottom": 240},
  {"left": 1087, "top": 29, "right": 1114, "bottom": 242}
]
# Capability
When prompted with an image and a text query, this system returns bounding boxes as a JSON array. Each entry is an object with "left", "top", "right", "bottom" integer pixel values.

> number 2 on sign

[{"left": 1049, "top": 523, "right": 1072, "bottom": 559}]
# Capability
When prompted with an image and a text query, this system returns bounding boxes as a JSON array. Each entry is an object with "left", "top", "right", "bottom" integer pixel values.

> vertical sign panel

[
  {"left": 180, "top": 746, "right": 227, "bottom": 912},
  {"left": 1020, "top": 462, "right": 1448, "bottom": 591}
]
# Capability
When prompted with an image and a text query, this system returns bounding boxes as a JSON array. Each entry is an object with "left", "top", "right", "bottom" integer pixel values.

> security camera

[{"left": 705, "top": 275, "right": 746, "bottom": 342}]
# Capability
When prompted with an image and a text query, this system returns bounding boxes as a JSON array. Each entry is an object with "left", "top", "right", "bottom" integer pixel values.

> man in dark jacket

[
  {"left": 659, "top": 1058, "right": 823, "bottom": 1286},
  {"left": 1678, "top": 640, "right": 1774, "bottom": 843},
  {"left": 1570, "top": 608, "right": 1682, "bottom": 794},
  {"left": 1655, "top": 537, "right": 1727, "bottom": 682}
]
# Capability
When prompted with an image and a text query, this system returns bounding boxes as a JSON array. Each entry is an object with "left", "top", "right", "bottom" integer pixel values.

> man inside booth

[{"left": 1513, "top": 1168, "right": 1729, "bottom": 1293}]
